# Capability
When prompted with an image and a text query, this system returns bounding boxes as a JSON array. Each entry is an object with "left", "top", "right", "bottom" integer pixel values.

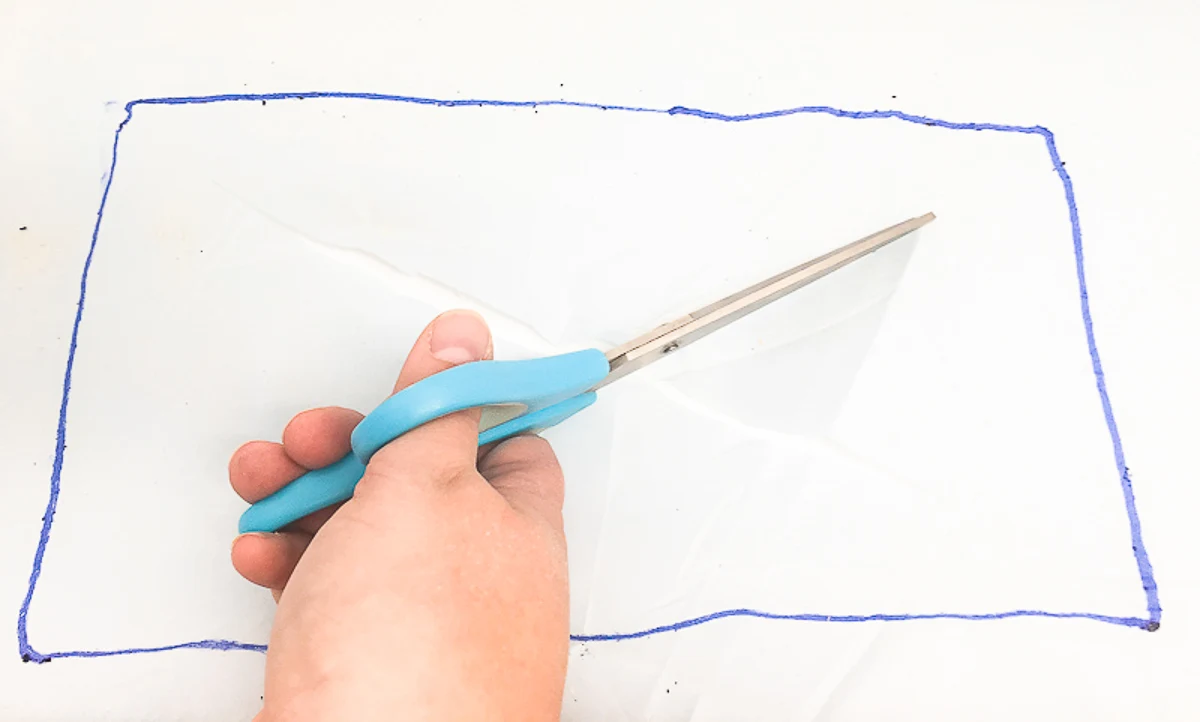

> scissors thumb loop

[{"left": 350, "top": 348, "right": 610, "bottom": 463}]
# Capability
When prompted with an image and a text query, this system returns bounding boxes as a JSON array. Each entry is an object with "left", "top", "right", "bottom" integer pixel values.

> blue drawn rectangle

[{"left": 16, "top": 92, "right": 1161, "bottom": 663}]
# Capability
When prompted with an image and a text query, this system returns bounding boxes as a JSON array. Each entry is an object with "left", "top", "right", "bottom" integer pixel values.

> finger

[
  {"left": 370, "top": 310, "right": 494, "bottom": 484},
  {"left": 229, "top": 441, "right": 306, "bottom": 503},
  {"left": 229, "top": 407, "right": 361, "bottom": 501},
  {"left": 476, "top": 439, "right": 501, "bottom": 462},
  {"left": 392, "top": 309, "right": 494, "bottom": 393},
  {"left": 230, "top": 408, "right": 361, "bottom": 532},
  {"left": 478, "top": 435, "right": 565, "bottom": 530},
  {"left": 231, "top": 531, "right": 312, "bottom": 591},
  {"left": 281, "top": 406, "right": 363, "bottom": 470},
  {"left": 286, "top": 504, "right": 341, "bottom": 535},
  {"left": 228, "top": 442, "right": 344, "bottom": 533}
]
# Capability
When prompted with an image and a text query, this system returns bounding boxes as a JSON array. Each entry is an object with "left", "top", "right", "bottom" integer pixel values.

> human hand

[{"left": 228, "top": 310, "right": 569, "bottom": 721}]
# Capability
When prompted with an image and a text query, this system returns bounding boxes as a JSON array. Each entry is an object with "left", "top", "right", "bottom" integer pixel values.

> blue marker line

[
  {"left": 571, "top": 608, "right": 1149, "bottom": 643},
  {"left": 17, "top": 108, "right": 136, "bottom": 665},
  {"left": 17, "top": 92, "right": 1158, "bottom": 664},
  {"left": 51, "top": 639, "right": 267, "bottom": 659},
  {"left": 1040, "top": 130, "right": 1160, "bottom": 624}
]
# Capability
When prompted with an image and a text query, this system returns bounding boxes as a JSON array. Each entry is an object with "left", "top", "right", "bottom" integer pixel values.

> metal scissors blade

[{"left": 597, "top": 212, "right": 935, "bottom": 389}]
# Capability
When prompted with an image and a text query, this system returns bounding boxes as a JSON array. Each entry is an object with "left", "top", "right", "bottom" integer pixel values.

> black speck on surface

[
  {"left": 199, "top": 249, "right": 204, "bottom": 253},
  {"left": 21, "top": 653, "right": 30, "bottom": 663},
  {"left": 261, "top": 100, "right": 266, "bottom": 106},
  {"left": 1061, "top": 162, "right": 1067, "bottom": 167},
  {"left": 560, "top": 83, "right": 564, "bottom": 87},
  {"left": 1147, "top": 621, "right": 1161, "bottom": 632},
  {"left": 891, "top": 95, "right": 897, "bottom": 99},
  {"left": 924, "top": 121, "right": 934, "bottom": 126},
  {"left": 19, "top": 226, "right": 28, "bottom": 231}
]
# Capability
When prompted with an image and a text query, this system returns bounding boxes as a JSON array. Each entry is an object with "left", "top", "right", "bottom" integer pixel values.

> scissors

[{"left": 238, "top": 212, "right": 935, "bottom": 533}]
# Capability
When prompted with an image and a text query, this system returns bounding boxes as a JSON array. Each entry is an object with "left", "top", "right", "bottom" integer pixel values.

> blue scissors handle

[{"left": 238, "top": 348, "right": 610, "bottom": 534}]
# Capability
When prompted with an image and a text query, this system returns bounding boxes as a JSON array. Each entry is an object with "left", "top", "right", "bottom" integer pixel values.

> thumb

[{"left": 369, "top": 309, "right": 493, "bottom": 483}]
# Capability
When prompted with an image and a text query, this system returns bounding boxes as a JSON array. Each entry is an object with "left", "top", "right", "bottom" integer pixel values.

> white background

[{"left": 2, "top": 1, "right": 1198, "bottom": 719}]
